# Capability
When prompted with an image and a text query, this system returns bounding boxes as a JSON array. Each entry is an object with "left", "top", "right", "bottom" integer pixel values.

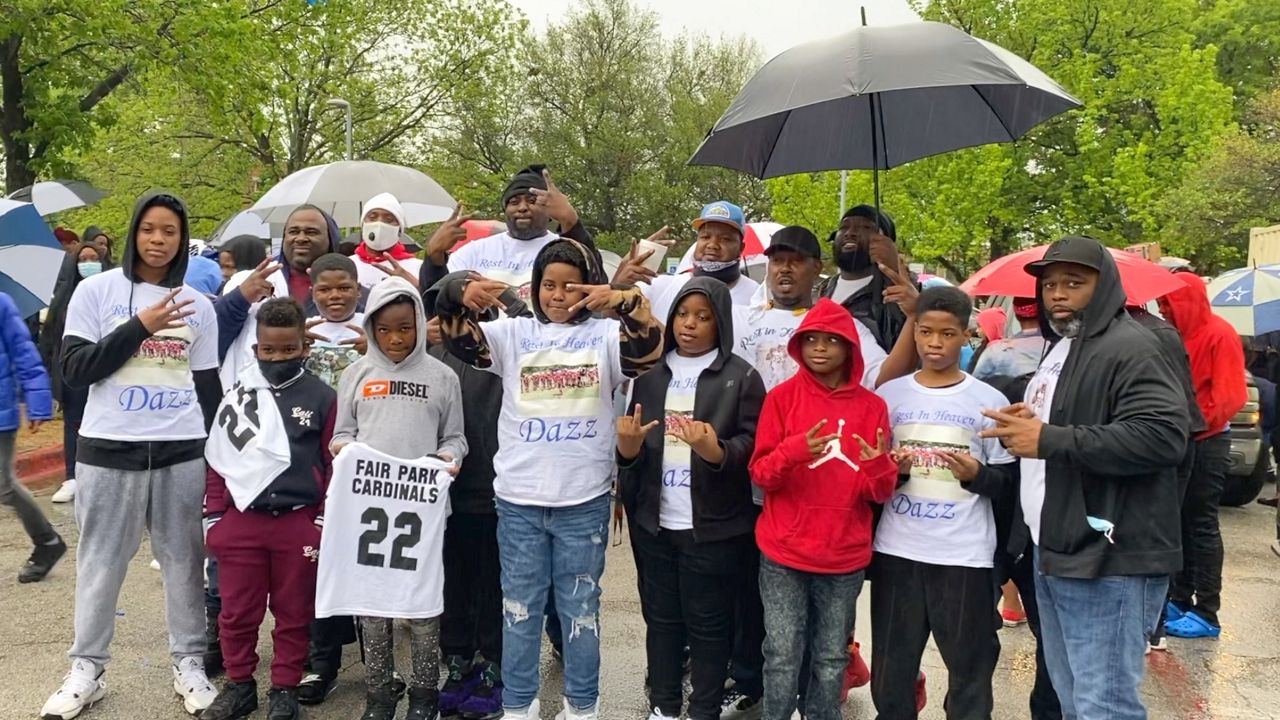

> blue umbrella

[
  {"left": 0, "top": 199, "right": 69, "bottom": 317},
  {"left": 1206, "top": 266, "right": 1280, "bottom": 337}
]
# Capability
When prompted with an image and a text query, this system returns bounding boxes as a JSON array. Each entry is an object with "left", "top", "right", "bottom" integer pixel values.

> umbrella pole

[{"left": 870, "top": 93, "right": 882, "bottom": 213}]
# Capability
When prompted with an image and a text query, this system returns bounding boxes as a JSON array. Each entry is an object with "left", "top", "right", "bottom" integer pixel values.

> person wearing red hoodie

[
  {"left": 749, "top": 298, "right": 897, "bottom": 720},
  {"left": 1157, "top": 272, "right": 1247, "bottom": 638}
]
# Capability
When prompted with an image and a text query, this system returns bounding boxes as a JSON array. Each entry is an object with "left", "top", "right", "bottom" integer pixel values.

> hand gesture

[
  {"left": 426, "top": 316, "right": 443, "bottom": 346},
  {"left": 338, "top": 324, "right": 368, "bottom": 355},
  {"left": 238, "top": 258, "right": 282, "bottom": 304},
  {"left": 427, "top": 205, "right": 474, "bottom": 260},
  {"left": 567, "top": 284, "right": 617, "bottom": 314},
  {"left": 868, "top": 232, "right": 900, "bottom": 271},
  {"left": 461, "top": 277, "right": 511, "bottom": 312},
  {"left": 669, "top": 417, "right": 724, "bottom": 465},
  {"left": 617, "top": 404, "right": 659, "bottom": 460},
  {"left": 890, "top": 448, "right": 913, "bottom": 474},
  {"left": 138, "top": 288, "right": 195, "bottom": 335},
  {"left": 938, "top": 451, "right": 981, "bottom": 482},
  {"left": 305, "top": 317, "right": 331, "bottom": 344},
  {"left": 979, "top": 408, "right": 1043, "bottom": 458},
  {"left": 805, "top": 419, "right": 840, "bottom": 458},
  {"left": 996, "top": 402, "right": 1034, "bottom": 420},
  {"left": 612, "top": 238, "right": 659, "bottom": 285},
  {"left": 853, "top": 428, "right": 889, "bottom": 461},
  {"left": 530, "top": 170, "right": 578, "bottom": 228},
  {"left": 880, "top": 258, "right": 919, "bottom": 317},
  {"left": 374, "top": 255, "right": 419, "bottom": 288}
]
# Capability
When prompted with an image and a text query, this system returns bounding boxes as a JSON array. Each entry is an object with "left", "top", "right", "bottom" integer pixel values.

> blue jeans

[
  {"left": 496, "top": 494, "right": 610, "bottom": 711},
  {"left": 1034, "top": 547, "right": 1167, "bottom": 720},
  {"left": 758, "top": 555, "right": 863, "bottom": 720}
]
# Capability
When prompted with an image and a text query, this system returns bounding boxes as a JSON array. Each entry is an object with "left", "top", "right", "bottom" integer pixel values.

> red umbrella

[
  {"left": 960, "top": 245, "right": 1186, "bottom": 305},
  {"left": 446, "top": 219, "right": 508, "bottom": 253}
]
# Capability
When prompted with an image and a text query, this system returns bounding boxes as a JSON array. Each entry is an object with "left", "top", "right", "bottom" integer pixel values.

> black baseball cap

[
  {"left": 764, "top": 225, "right": 822, "bottom": 261},
  {"left": 1024, "top": 235, "right": 1107, "bottom": 277}
]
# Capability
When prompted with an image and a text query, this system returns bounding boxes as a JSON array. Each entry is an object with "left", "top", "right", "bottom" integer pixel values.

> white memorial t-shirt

[
  {"left": 658, "top": 350, "right": 718, "bottom": 530},
  {"left": 874, "top": 373, "right": 1015, "bottom": 568},
  {"left": 645, "top": 273, "right": 760, "bottom": 324},
  {"left": 447, "top": 230, "right": 558, "bottom": 303},
  {"left": 732, "top": 305, "right": 886, "bottom": 391},
  {"left": 1021, "top": 338, "right": 1072, "bottom": 545},
  {"left": 63, "top": 268, "right": 218, "bottom": 441}
]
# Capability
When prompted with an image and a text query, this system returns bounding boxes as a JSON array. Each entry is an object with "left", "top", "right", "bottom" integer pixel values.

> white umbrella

[
  {"left": 206, "top": 210, "right": 280, "bottom": 248},
  {"left": 675, "top": 222, "right": 785, "bottom": 275},
  {"left": 7, "top": 180, "right": 107, "bottom": 216},
  {"left": 0, "top": 199, "right": 68, "bottom": 316},
  {"left": 250, "top": 161, "right": 455, "bottom": 227}
]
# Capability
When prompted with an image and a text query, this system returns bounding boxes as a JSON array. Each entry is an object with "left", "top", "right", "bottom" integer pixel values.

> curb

[{"left": 17, "top": 444, "right": 65, "bottom": 494}]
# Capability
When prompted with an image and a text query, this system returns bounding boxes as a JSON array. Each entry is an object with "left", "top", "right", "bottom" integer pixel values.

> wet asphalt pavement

[{"left": 1, "top": 489, "right": 1278, "bottom": 720}]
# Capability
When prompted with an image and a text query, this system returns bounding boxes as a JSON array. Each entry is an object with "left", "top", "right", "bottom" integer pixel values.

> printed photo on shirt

[
  {"left": 517, "top": 349, "right": 602, "bottom": 416},
  {"left": 116, "top": 323, "right": 194, "bottom": 386},
  {"left": 307, "top": 346, "right": 361, "bottom": 390},
  {"left": 894, "top": 423, "right": 975, "bottom": 499}
]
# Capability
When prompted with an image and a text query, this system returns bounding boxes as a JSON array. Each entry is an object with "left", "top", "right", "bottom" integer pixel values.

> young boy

[
  {"left": 617, "top": 278, "right": 765, "bottom": 720},
  {"left": 326, "top": 277, "right": 467, "bottom": 720},
  {"left": 748, "top": 298, "right": 896, "bottom": 720},
  {"left": 434, "top": 238, "right": 662, "bottom": 720},
  {"left": 43, "top": 193, "right": 223, "bottom": 719},
  {"left": 202, "top": 298, "right": 337, "bottom": 720},
  {"left": 869, "top": 286, "right": 1015, "bottom": 719},
  {"left": 305, "top": 252, "right": 367, "bottom": 389}
]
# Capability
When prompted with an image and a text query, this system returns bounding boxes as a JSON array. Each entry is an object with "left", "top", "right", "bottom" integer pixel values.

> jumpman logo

[{"left": 808, "top": 419, "right": 860, "bottom": 471}]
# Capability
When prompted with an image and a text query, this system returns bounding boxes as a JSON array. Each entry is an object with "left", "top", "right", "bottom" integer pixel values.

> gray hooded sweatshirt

[{"left": 331, "top": 277, "right": 467, "bottom": 462}]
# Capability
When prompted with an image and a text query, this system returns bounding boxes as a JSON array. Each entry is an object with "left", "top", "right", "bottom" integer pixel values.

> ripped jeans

[{"left": 496, "top": 493, "right": 611, "bottom": 711}]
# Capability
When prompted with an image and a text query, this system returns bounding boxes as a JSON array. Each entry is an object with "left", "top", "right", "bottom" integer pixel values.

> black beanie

[
  {"left": 502, "top": 164, "right": 549, "bottom": 206},
  {"left": 842, "top": 204, "right": 896, "bottom": 241}
]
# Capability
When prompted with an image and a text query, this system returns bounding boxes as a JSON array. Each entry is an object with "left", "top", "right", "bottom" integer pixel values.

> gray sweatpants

[
  {"left": 69, "top": 458, "right": 207, "bottom": 668},
  {"left": 0, "top": 430, "right": 57, "bottom": 545}
]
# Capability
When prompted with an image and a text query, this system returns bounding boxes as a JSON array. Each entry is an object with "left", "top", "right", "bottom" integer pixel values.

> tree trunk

[{"left": 0, "top": 34, "right": 36, "bottom": 194}]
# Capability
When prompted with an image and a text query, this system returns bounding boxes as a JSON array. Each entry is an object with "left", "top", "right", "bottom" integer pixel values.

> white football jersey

[{"left": 315, "top": 443, "right": 454, "bottom": 619}]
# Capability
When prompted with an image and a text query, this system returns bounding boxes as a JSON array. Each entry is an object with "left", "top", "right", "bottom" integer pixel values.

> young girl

[
  {"left": 435, "top": 238, "right": 662, "bottom": 720},
  {"left": 617, "top": 278, "right": 765, "bottom": 720}
]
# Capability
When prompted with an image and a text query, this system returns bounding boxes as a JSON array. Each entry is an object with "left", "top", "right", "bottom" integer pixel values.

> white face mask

[{"left": 362, "top": 221, "right": 400, "bottom": 252}]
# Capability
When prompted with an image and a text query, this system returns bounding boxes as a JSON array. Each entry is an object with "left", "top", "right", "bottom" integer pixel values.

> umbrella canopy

[
  {"left": 959, "top": 245, "right": 1185, "bottom": 306},
  {"left": 1206, "top": 267, "right": 1280, "bottom": 337},
  {"left": 688, "top": 21, "right": 1081, "bottom": 179},
  {"left": 0, "top": 199, "right": 71, "bottom": 316},
  {"left": 7, "top": 180, "right": 107, "bottom": 216},
  {"left": 675, "top": 222, "right": 785, "bottom": 273},
  {"left": 250, "top": 161, "right": 456, "bottom": 228},
  {"left": 207, "top": 210, "right": 280, "bottom": 249}
]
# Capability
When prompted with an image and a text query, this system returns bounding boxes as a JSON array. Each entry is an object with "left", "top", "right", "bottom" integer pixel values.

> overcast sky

[{"left": 509, "top": 0, "right": 922, "bottom": 60}]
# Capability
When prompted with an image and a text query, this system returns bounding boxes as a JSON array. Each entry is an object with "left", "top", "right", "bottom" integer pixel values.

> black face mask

[
  {"left": 692, "top": 258, "right": 742, "bottom": 285},
  {"left": 258, "top": 357, "right": 305, "bottom": 387},
  {"left": 836, "top": 245, "right": 873, "bottom": 274}
]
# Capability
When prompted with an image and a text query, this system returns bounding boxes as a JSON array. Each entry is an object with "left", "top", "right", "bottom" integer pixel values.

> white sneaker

[
  {"left": 555, "top": 698, "right": 599, "bottom": 720},
  {"left": 647, "top": 709, "right": 679, "bottom": 720},
  {"left": 150, "top": 559, "right": 161, "bottom": 571},
  {"left": 51, "top": 479, "right": 77, "bottom": 503},
  {"left": 172, "top": 657, "right": 217, "bottom": 715},
  {"left": 721, "top": 688, "right": 763, "bottom": 720},
  {"left": 502, "top": 698, "right": 542, "bottom": 720},
  {"left": 41, "top": 659, "right": 106, "bottom": 719}
]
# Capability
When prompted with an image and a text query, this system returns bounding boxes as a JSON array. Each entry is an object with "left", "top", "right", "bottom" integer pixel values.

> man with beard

[
  {"left": 420, "top": 165, "right": 598, "bottom": 300},
  {"left": 981, "top": 235, "right": 1188, "bottom": 720},
  {"left": 820, "top": 205, "right": 909, "bottom": 353}
]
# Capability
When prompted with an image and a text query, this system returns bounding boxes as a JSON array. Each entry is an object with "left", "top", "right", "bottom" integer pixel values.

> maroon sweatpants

[{"left": 207, "top": 506, "right": 321, "bottom": 688}]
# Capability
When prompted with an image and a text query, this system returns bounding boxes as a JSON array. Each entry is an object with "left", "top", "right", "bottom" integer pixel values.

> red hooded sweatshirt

[
  {"left": 1159, "top": 273, "right": 1247, "bottom": 439},
  {"left": 749, "top": 299, "right": 897, "bottom": 574}
]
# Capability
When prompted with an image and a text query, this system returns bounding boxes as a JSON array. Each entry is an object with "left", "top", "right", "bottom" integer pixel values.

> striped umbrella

[
  {"left": 7, "top": 180, "right": 106, "bottom": 216},
  {"left": 0, "top": 199, "right": 69, "bottom": 316},
  {"left": 1206, "top": 266, "right": 1280, "bottom": 337}
]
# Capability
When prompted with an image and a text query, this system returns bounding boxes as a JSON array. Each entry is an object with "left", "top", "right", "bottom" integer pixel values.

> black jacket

[
  {"left": 1030, "top": 241, "right": 1189, "bottom": 578},
  {"left": 618, "top": 277, "right": 766, "bottom": 543}
]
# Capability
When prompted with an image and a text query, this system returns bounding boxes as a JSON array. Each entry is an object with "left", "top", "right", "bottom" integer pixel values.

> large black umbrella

[
  {"left": 7, "top": 179, "right": 107, "bottom": 216},
  {"left": 688, "top": 21, "right": 1081, "bottom": 204}
]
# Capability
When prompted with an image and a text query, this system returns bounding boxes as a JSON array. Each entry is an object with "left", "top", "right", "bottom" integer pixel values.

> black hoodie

[
  {"left": 618, "top": 277, "right": 766, "bottom": 542},
  {"left": 61, "top": 193, "right": 223, "bottom": 471},
  {"left": 1024, "top": 236, "right": 1189, "bottom": 578}
]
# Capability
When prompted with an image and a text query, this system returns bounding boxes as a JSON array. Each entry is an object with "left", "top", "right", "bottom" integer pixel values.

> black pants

[
  {"left": 870, "top": 553, "right": 1000, "bottom": 720},
  {"left": 306, "top": 616, "right": 357, "bottom": 679},
  {"left": 441, "top": 512, "right": 503, "bottom": 663},
  {"left": 62, "top": 381, "right": 88, "bottom": 480},
  {"left": 729, "top": 509, "right": 766, "bottom": 699},
  {"left": 1003, "top": 546, "right": 1062, "bottom": 720},
  {"left": 631, "top": 524, "right": 750, "bottom": 720},
  {"left": 1170, "top": 432, "right": 1230, "bottom": 626}
]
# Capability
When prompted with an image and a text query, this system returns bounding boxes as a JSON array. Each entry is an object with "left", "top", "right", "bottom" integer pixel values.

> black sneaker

[
  {"left": 297, "top": 672, "right": 337, "bottom": 705},
  {"left": 361, "top": 689, "right": 400, "bottom": 720},
  {"left": 201, "top": 680, "right": 259, "bottom": 720},
  {"left": 267, "top": 686, "right": 302, "bottom": 720},
  {"left": 405, "top": 687, "right": 440, "bottom": 720},
  {"left": 204, "top": 604, "right": 224, "bottom": 678},
  {"left": 18, "top": 536, "right": 66, "bottom": 583}
]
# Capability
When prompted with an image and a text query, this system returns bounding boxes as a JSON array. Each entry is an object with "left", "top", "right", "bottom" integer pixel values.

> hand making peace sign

[{"left": 617, "top": 404, "right": 660, "bottom": 460}]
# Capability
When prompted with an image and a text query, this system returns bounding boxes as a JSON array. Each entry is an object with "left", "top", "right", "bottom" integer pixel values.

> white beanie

[{"left": 364, "top": 192, "right": 405, "bottom": 227}]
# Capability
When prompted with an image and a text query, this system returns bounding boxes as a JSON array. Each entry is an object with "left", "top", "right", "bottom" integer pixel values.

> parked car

[{"left": 1223, "top": 373, "right": 1273, "bottom": 506}]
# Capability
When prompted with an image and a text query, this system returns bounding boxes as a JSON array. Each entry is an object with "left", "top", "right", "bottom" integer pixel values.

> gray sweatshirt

[{"left": 331, "top": 277, "right": 467, "bottom": 463}]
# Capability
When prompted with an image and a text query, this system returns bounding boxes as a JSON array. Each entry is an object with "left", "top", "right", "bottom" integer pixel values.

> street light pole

[{"left": 326, "top": 98, "right": 352, "bottom": 160}]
